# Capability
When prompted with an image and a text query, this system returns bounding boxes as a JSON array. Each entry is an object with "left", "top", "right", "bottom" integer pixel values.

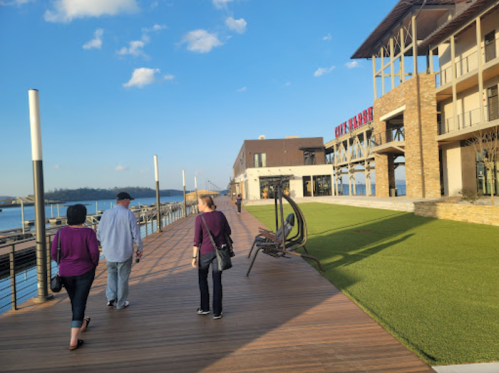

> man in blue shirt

[{"left": 97, "top": 192, "right": 143, "bottom": 309}]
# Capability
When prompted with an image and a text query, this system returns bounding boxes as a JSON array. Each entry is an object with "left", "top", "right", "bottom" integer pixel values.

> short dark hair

[{"left": 67, "top": 204, "right": 87, "bottom": 225}]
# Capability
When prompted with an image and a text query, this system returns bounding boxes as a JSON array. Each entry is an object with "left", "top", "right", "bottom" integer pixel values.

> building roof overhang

[
  {"left": 419, "top": 0, "right": 499, "bottom": 49},
  {"left": 351, "top": 0, "right": 468, "bottom": 59}
]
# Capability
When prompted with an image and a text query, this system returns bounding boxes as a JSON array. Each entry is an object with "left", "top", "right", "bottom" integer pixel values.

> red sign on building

[{"left": 335, "top": 107, "right": 373, "bottom": 138}]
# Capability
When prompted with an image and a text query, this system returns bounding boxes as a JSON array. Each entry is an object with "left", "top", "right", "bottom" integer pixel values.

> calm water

[
  {"left": 0, "top": 196, "right": 184, "bottom": 232},
  {"left": 340, "top": 184, "right": 406, "bottom": 196}
]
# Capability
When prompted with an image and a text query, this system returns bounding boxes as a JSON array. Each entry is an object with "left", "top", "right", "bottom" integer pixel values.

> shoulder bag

[
  {"left": 201, "top": 214, "right": 233, "bottom": 271},
  {"left": 50, "top": 230, "right": 64, "bottom": 293}
]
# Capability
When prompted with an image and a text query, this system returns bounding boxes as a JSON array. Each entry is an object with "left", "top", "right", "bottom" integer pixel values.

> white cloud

[
  {"left": 213, "top": 0, "right": 233, "bottom": 9},
  {"left": 345, "top": 61, "right": 361, "bottom": 69},
  {"left": 123, "top": 68, "right": 160, "bottom": 88},
  {"left": 285, "top": 82, "right": 291, "bottom": 86},
  {"left": 44, "top": 0, "right": 139, "bottom": 23},
  {"left": 323, "top": 33, "right": 332, "bottom": 41},
  {"left": 139, "top": 168, "right": 148, "bottom": 174},
  {"left": 54, "top": 164, "right": 61, "bottom": 169},
  {"left": 115, "top": 164, "right": 129, "bottom": 171},
  {"left": 313, "top": 66, "right": 335, "bottom": 77},
  {"left": 182, "top": 30, "right": 222, "bottom": 53},
  {"left": 142, "top": 24, "right": 166, "bottom": 33},
  {"left": 236, "top": 86, "right": 247, "bottom": 92},
  {"left": 164, "top": 74, "right": 175, "bottom": 81},
  {"left": 83, "top": 28, "right": 104, "bottom": 50},
  {"left": 118, "top": 40, "right": 147, "bottom": 57},
  {"left": 226, "top": 17, "right": 247, "bottom": 34}
]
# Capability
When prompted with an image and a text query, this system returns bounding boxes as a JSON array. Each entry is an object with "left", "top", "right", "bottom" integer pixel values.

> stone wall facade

[
  {"left": 414, "top": 201, "right": 499, "bottom": 226},
  {"left": 373, "top": 74, "right": 441, "bottom": 198}
]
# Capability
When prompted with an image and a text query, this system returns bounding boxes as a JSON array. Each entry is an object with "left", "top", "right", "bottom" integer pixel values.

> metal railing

[
  {"left": 436, "top": 36, "right": 499, "bottom": 88},
  {"left": 0, "top": 200, "right": 198, "bottom": 314},
  {"left": 372, "top": 128, "right": 405, "bottom": 147},
  {"left": 440, "top": 101, "right": 499, "bottom": 135}
]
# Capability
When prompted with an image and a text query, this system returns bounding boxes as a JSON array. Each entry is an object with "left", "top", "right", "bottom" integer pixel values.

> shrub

[{"left": 459, "top": 188, "right": 483, "bottom": 204}]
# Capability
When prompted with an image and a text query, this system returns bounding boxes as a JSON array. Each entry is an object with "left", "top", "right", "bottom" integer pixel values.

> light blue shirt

[{"left": 97, "top": 205, "right": 143, "bottom": 263}]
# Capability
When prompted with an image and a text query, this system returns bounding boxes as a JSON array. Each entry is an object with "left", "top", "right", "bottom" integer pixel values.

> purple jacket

[
  {"left": 51, "top": 226, "right": 100, "bottom": 277},
  {"left": 193, "top": 211, "right": 231, "bottom": 255}
]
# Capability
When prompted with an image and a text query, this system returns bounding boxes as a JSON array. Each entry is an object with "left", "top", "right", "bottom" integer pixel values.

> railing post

[
  {"left": 145, "top": 214, "right": 148, "bottom": 236},
  {"left": 10, "top": 245, "right": 17, "bottom": 311}
]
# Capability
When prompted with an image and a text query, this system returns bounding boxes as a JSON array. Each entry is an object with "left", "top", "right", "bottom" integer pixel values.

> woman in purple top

[
  {"left": 51, "top": 204, "right": 100, "bottom": 350},
  {"left": 191, "top": 195, "right": 231, "bottom": 319}
]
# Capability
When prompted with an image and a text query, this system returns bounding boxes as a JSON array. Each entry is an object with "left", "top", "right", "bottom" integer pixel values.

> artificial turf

[{"left": 245, "top": 202, "right": 499, "bottom": 365}]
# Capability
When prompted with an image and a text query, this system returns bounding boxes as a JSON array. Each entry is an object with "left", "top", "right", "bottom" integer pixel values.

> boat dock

[{"left": 0, "top": 197, "right": 432, "bottom": 372}]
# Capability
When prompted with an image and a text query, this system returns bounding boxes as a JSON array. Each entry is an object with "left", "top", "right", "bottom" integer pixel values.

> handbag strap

[
  {"left": 56, "top": 229, "right": 62, "bottom": 266},
  {"left": 200, "top": 214, "right": 218, "bottom": 250}
]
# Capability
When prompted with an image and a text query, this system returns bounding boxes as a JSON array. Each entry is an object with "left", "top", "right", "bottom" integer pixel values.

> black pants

[
  {"left": 62, "top": 268, "right": 95, "bottom": 328},
  {"left": 198, "top": 251, "right": 222, "bottom": 316},
  {"left": 236, "top": 204, "right": 241, "bottom": 213}
]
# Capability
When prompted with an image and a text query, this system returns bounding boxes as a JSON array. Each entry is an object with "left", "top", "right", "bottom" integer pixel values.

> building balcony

[
  {"left": 372, "top": 128, "right": 405, "bottom": 154},
  {"left": 435, "top": 35, "right": 499, "bottom": 102},
  {"left": 438, "top": 101, "right": 499, "bottom": 141}
]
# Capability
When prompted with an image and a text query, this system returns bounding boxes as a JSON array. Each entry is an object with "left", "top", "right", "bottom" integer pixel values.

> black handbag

[
  {"left": 50, "top": 230, "right": 63, "bottom": 293},
  {"left": 201, "top": 214, "right": 233, "bottom": 271}
]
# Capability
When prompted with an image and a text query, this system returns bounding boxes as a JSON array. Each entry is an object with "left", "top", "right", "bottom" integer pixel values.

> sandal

[
  {"left": 81, "top": 317, "right": 91, "bottom": 332},
  {"left": 69, "top": 339, "right": 84, "bottom": 351}
]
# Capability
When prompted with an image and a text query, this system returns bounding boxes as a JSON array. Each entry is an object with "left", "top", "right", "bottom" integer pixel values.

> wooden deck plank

[{"left": 0, "top": 197, "right": 433, "bottom": 372}]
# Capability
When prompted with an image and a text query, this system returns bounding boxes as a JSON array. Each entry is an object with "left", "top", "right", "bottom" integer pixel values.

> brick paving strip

[{"left": 0, "top": 197, "right": 433, "bottom": 372}]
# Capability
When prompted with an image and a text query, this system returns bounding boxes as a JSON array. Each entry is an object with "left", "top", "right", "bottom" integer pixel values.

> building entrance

[{"left": 477, "top": 159, "right": 499, "bottom": 196}]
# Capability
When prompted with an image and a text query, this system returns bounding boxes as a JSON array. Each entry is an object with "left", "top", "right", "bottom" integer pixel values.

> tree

[{"left": 467, "top": 126, "right": 499, "bottom": 205}]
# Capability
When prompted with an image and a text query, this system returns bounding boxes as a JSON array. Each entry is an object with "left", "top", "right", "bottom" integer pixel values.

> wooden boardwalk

[{"left": 0, "top": 197, "right": 433, "bottom": 372}]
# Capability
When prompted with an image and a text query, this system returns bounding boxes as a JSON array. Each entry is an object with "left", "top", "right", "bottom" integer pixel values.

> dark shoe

[
  {"left": 107, "top": 300, "right": 115, "bottom": 307},
  {"left": 69, "top": 339, "right": 84, "bottom": 351},
  {"left": 213, "top": 313, "right": 223, "bottom": 320},
  {"left": 197, "top": 308, "right": 209, "bottom": 315},
  {"left": 81, "top": 317, "right": 91, "bottom": 332}
]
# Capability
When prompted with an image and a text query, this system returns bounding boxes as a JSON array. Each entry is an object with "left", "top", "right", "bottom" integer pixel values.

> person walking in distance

[
  {"left": 192, "top": 195, "right": 231, "bottom": 319},
  {"left": 51, "top": 204, "right": 100, "bottom": 350},
  {"left": 235, "top": 194, "right": 242, "bottom": 214},
  {"left": 97, "top": 192, "right": 143, "bottom": 309}
]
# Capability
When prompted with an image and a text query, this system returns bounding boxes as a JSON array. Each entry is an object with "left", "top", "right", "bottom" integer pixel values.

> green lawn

[{"left": 245, "top": 203, "right": 499, "bottom": 365}]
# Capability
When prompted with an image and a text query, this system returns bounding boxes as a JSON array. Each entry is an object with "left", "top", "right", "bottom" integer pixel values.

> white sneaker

[{"left": 117, "top": 301, "right": 129, "bottom": 309}]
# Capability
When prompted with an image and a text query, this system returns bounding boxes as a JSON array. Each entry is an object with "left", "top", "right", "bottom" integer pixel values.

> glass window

[
  {"left": 259, "top": 176, "right": 289, "bottom": 199},
  {"left": 303, "top": 151, "right": 316, "bottom": 165},
  {"left": 487, "top": 85, "right": 498, "bottom": 121},
  {"left": 254, "top": 153, "right": 266, "bottom": 168},
  {"left": 485, "top": 30, "right": 496, "bottom": 63},
  {"left": 313, "top": 175, "right": 332, "bottom": 196},
  {"left": 303, "top": 176, "right": 312, "bottom": 197}
]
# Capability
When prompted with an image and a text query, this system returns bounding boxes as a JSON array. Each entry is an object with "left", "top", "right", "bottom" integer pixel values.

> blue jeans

[
  {"left": 106, "top": 256, "right": 133, "bottom": 309},
  {"left": 198, "top": 250, "right": 223, "bottom": 316},
  {"left": 62, "top": 268, "right": 96, "bottom": 328}
]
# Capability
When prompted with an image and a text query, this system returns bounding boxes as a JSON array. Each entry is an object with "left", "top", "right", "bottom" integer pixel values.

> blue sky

[{"left": 0, "top": 0, "right": 398, "bottom": 196}]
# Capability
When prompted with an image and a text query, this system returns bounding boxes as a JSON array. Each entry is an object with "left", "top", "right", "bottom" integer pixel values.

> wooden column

[
  {"left": 390, "top": 37, "right": 395, "bottom": 89},
  {"left": 400, "top": 26, "right": 405, "bottom": 82},
  {"left": 381, "top": 47, "right": 385, "bottom": 95},
  {"left": 451, "top": 35, "right": 457, "bottom": 130},
  {"left": 429, "top": 48, "right": 434, "bottom": 73},
  {"left": 412, "top": 14, "right": 418, "bottom": 76},
  {"left": 476, "top": 17, "right": 485, "bottom": 124},
  {"left": 372, "top": 55, "right": 377, "bottom": 100}
]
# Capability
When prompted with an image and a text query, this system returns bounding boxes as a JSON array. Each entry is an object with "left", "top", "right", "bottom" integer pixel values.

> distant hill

[
  {"left": 0, "top": 196, "right": 12, "bottom": 199},
  {"left": 45, "top": 187, "right": 185, "bottom": 202}
]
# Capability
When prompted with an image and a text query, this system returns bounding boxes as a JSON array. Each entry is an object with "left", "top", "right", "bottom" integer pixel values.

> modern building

[
  {"left": 327, "top": 0, "right": 499, "bottom": 198},
  {"left": 232, "top": 136, "right": 333, "bottom": 200}
]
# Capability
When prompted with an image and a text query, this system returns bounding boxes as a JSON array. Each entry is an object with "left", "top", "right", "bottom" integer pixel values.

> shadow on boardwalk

[{"left": 0, "top": 197, "right": 432, "bottom": 372}]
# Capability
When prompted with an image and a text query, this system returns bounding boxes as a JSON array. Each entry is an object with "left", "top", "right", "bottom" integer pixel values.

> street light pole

[
  {"left": 195, "top": 176, "right": 198, "bottom": 201},
  {"left": 182, "top": 170, "right": 187, "bottom": 218},
  {"left": 28, "top": 89, "right": 52, "bottom": 303},
  {"left": 154, "top": 155, "right": 162, "bottom": 232}
]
